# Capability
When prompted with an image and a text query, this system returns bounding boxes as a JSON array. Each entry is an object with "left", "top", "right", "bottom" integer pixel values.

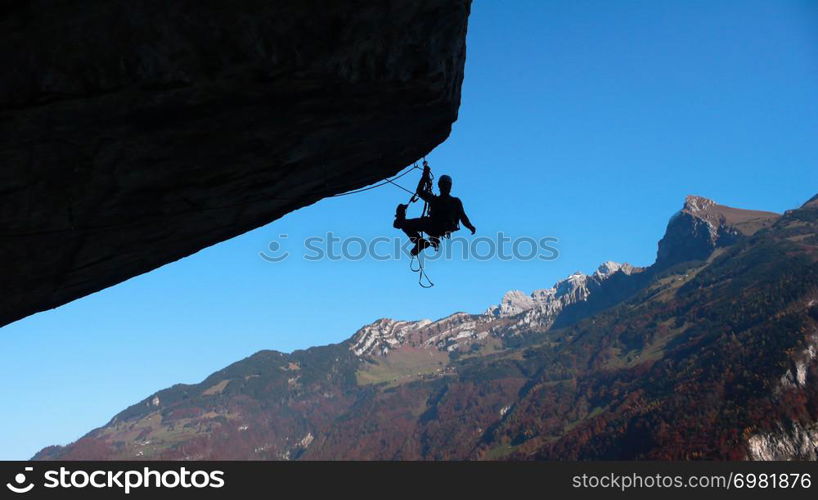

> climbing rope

[
  {"left": 406, "top": 158, "right": 436, "bottom": 288},
  {"left": 316, "top": 158, "right": 440, "bottom": 288},
  {"left": 409, "top": 253, "right": 435, "bottom": 288},
  {"left": 384, "top": 177, "right": 416, "bottom": 196},
  {"left": 332, "top": 158, "right": 438, "bottom": 287},
  {"left": 331, "top": 164, "right": 421, "bottom": 197},
  {"left": 341, "top": 157, "right": 437, "bottom": 288},
  {"left": 5, "top": 162, "right": 425, "bottom": 237}
]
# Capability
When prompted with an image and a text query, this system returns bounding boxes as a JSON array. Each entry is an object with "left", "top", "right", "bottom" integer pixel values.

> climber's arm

[{"left": 459, "top": 200, "right": 476, "bottom": 234}]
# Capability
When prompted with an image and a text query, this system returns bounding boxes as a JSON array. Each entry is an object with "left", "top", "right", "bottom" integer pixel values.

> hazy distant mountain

[{"left": 35, "top": 194, "right": 818, "bottom": 460}]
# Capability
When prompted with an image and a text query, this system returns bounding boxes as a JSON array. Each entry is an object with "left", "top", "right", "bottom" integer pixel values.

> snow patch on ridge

[
  {"left": 349, "top": 262, "right": 634, "bottom": 357},
  {"left": 486, "top": 261, "right": 633, "bottom": 318}
]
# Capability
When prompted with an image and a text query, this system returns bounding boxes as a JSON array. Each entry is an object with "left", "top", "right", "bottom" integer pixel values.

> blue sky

[{"left": 2, "top": 0, "right": 818, "bottom": 460}]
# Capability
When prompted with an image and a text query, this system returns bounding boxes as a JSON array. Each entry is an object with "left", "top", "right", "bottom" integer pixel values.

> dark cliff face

[{"left": 0, "top": 0, "right": 471, "bottom": 326}]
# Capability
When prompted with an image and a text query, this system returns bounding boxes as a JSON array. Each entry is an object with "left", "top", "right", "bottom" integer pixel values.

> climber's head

[{"left": 438, "top": 175, "right": 452, "bottom": 195}]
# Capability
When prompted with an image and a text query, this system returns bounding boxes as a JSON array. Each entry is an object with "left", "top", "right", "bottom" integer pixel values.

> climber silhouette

[{"left": 393, "top": 164, "right": 476, "bottom": 256}]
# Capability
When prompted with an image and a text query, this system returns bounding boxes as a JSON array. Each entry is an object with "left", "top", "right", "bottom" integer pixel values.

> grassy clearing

[
  {"left": 484, "top": 442, "right": 518, "bottom": 460},
  {"left": 202, "top": 379, "right": 230, "bottom": 396},
  {"left": 356, "top": 348, "right": 449, "bottom": 387}
]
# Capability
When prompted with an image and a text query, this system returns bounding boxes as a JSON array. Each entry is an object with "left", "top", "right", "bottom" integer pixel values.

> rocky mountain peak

[
  {"left": 494, "top": 290, "right": 539, "bottom": 317},
  {"left": 683, "top": 195, "right": 718, "bottom": 214},
  {"left": 655, "top": 195, "right": 779, "bottom": 270},
  {"left": 594, "top": 261, "right": 634, "bottom": 279},
  {"left": 349, "top": 261, "right": 635, "bottom": 357},
  {"left": 485, "top": 262, "right": 633, "bottom": 319}
]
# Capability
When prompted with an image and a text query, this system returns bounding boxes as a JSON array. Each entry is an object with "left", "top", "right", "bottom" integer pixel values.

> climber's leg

[{"left": 396, "top": 217, "right": 434, "bottom": 255}]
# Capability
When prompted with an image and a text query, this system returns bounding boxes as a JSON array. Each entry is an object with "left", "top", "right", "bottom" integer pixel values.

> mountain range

[{"left": 35, "top": 194, "right": 818, "bottom": 460}]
